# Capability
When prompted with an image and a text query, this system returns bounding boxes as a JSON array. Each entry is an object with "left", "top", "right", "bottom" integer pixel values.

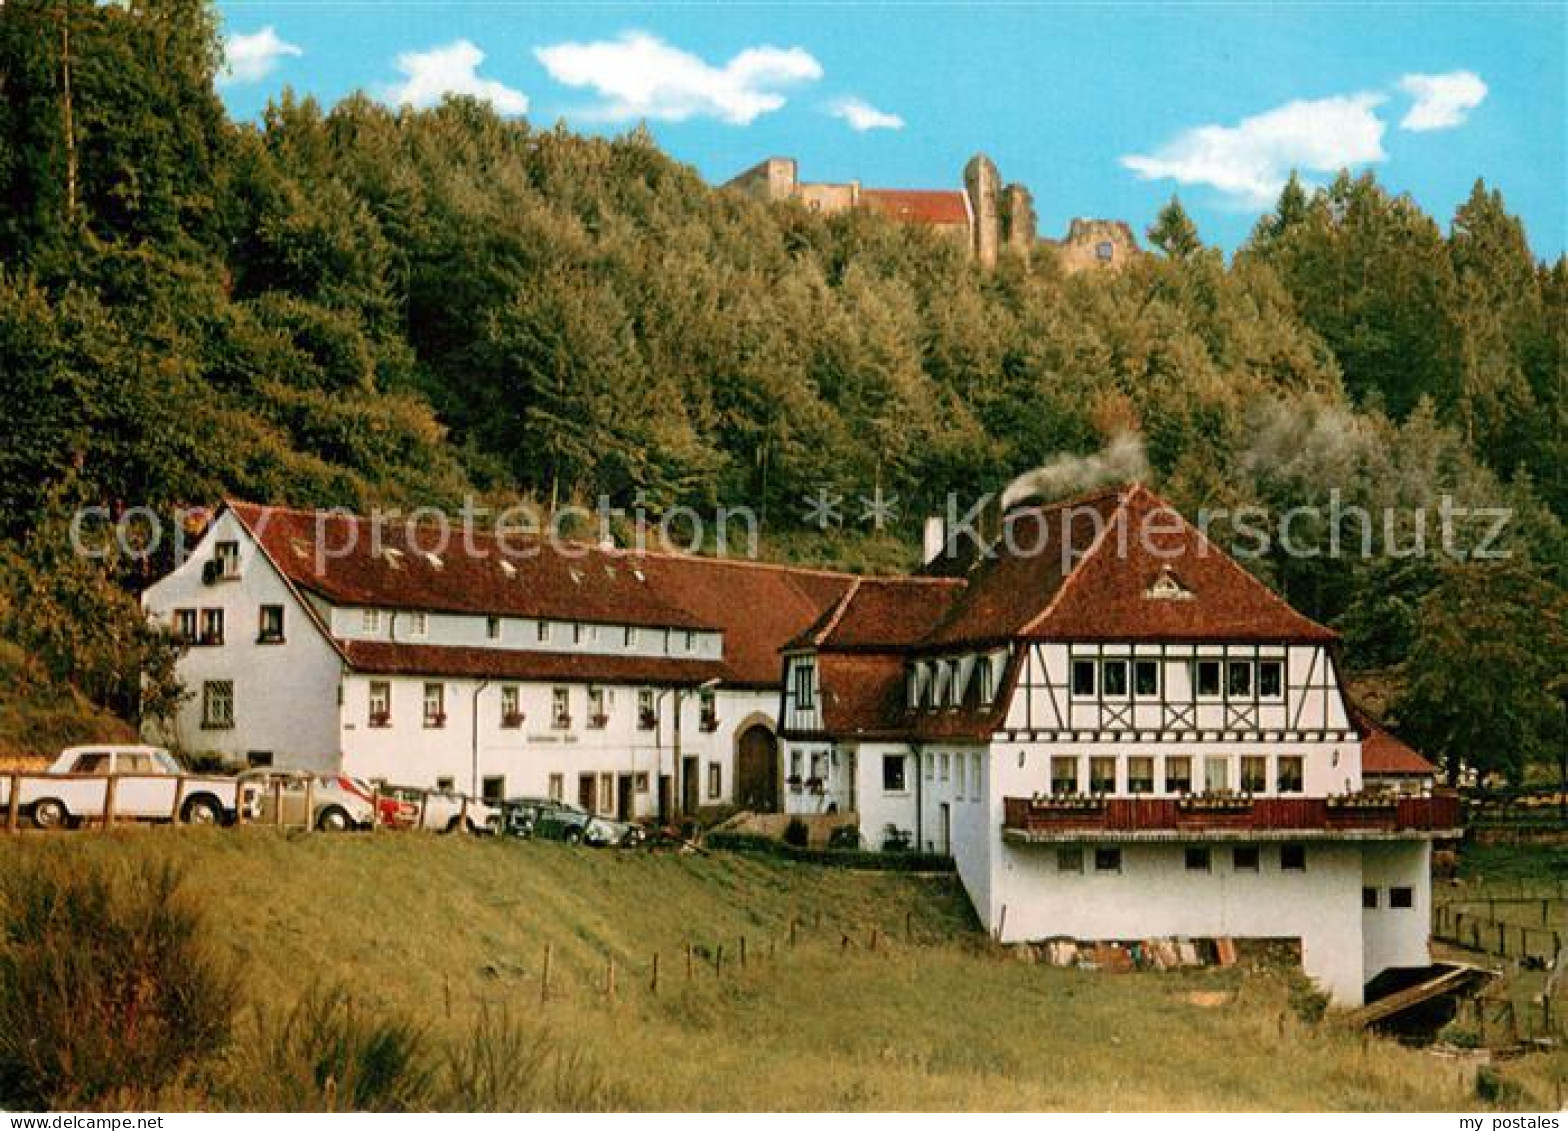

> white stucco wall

[
  {"left": 1361, "top": 839, "right": 1433, "bottom": 981},
  {"left": 140, "top": 511, "right": 343, "bottom": 772}
]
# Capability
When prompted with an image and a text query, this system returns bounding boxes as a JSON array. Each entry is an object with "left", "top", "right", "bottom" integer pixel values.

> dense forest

[{"left": 0, "top": 0, "right": 1563, "bottom": 780}]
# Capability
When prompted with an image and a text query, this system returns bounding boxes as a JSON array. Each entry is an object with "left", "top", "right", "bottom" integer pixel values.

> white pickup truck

[{"left": 0, "top": 745, "right": 258, "bottom": 829}]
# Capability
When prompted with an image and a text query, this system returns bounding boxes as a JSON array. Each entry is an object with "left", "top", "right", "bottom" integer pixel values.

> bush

[
  {"left": 0, "top": 856, "right": 238, "bottom": 1109},
  {"left": 783, "top": 818, "right": 810, "bottom": 848},
  {"left": 234, "top": 983, "right": 436, "bottom": 1112}
]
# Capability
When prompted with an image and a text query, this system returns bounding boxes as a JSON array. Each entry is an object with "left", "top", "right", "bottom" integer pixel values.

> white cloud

[
  {"left": 381, "top": 40, "right": 529, "bottom": 115},
  {"left": 1398, "top": 70, "right": 1487, "bottom": 131},
  {"left": 534, "top": 32, "right": 821, "bottom": 125},
  {"left": 1121, "top": 93, "right": 1388, "bottom": 207},
  {"left": 828, "top": 96, "right": 904, "bottom": 132},
  {"left": 219, "top": 26, "right": 302, "bottom": 86}
]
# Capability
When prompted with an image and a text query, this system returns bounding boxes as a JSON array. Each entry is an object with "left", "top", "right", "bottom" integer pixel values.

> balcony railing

[{"left": 1002, "top": 792, "right": 1463, "bottom": 840}]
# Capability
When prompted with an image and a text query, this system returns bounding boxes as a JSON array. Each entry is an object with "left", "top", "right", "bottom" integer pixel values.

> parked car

[
  {"left": 0, "top": 745, "right": 257, "bottom": 829},
  {"left": 378, "top": 785, "right": 500, "bottom": 834},
  {"left": 509, "top": 797, "right": 644, "bottom": 847},
  {"left": 493, "top": 799, "right": 535, "bottom": 839},
  {"left": 237, "top": 769, "right": 376, "bottom": 831}
]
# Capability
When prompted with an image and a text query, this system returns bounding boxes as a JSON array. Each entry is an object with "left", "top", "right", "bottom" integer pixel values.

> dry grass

[{"left": 0, "top": 829, "right": 1560, "bottom": 1111}]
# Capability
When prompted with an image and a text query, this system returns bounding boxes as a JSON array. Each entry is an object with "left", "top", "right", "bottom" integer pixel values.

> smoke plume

[{"left": 1000, "top": 431, "right": 1150, "bottom": 510}]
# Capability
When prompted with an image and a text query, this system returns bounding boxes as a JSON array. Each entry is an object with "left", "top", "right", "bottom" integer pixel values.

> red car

[{"left": 336, "top": 777, "right": 417, "bottom": 828}]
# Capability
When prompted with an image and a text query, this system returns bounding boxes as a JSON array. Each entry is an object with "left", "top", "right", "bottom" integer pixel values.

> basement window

[
  {"left": 1363, "top": 887, "right": 1379, "bottom": 909},
  {"left": 1185, "top": 847, "right": 1211, "bottom": 872},
  {"left": 1390, "top": 887, "right": 1414, "bottom": 909},
  {"left": 1057, "top": 848, "right": 1084, "bottom": 874},
  {"left": 1233, "top": 846, "right": 1260, "bottom": 872},
  {"left": 1281, "top": 844, "right": 1307, "bottom": 872},
  {"left": 1094, "top": 847, "right": 1122, "bottom": 873}
]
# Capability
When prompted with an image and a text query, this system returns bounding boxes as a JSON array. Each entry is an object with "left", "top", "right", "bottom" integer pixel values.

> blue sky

[{"left": 215, "top": 2, "right": 1566, "bottom": 258}]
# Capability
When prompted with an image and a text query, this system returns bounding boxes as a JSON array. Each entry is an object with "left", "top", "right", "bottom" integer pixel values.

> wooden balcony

[{"left": 1001, "top": 792, "right": 1463, "bottom": 842}]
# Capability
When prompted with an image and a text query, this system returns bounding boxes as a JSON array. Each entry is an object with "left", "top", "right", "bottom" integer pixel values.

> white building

[
  {"left": 778, "top": 484, "right": 1455, "bottom": 1005},
  {"left": 142, "top": 502, "right": 853, "bottom": 818}
]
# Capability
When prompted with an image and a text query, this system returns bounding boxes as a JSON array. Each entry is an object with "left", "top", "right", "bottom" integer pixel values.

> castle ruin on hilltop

[{"left": 724, "top": 153, "right": 1139, "bottom": 273}]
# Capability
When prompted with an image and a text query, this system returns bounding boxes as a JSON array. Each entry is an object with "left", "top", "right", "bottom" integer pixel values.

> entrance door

[
  {"left": 616, "top": 774, "right": 635, "bottom": 821},
  {"left": 657, "top": 774, "right": 673, "bottom": 823},
  {"left": 578, "top": 773, "right": 597, "bottom": 813},
  {"left": 735, "top": 725, "right": 779, "bottom": 811},
  {"left": 681, "top": 755, "right": 699, "bottom": 815}
]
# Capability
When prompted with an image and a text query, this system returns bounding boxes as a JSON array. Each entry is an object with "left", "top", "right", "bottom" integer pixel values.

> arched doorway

[{"left": 734, "top": 722, "right": 779, "bottom": 812}]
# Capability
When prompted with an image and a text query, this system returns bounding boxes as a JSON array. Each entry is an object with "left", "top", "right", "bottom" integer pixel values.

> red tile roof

[
  {"left": 791, "top": 576, "right": 965, "bottom": 651},
  {"left": 228, "top": 502, "right": 853, "bottom": 689},
  {"left": 860, "top": 189, "right": 971, "bottom": 227},
  {"left": 1348, "top": 704, "right": 1437, "bottom": 777},
  {"left": 338, "top": 640, "right": 726, "bottom": 687}
]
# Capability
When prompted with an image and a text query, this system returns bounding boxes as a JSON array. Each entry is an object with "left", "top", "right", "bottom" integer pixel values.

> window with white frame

[
  {"left": 202, "top": 681, "right": 234, "bottom": 729},
  {"left": 199, "top": 608, "right": 224, "bottom": 645},
  {"left": 1277, "top": 755, "right": 1304, "bottom": 793},
  {"left": 625, "top": 626, "right": 638, "bottom": 647},
  {"left": 977, "top": 657, "right": 995, "bottom": 703},
  {"left": 1071, "top": 659, "right": 1096, "bottom": 697},
  {"left": 793, "top": 661, "right": 815, "bottom": 709},
  {"left": 970, "top": 753, "right": 982, "bottom": 800},
  {"left": 361, "top": 608, "right": 381, "bottom": 634},
  {"left": 551, "top": 687, "right": 571, "bottom": 729},
  {"left": 1101, "top": 659, "right": 1129, "bottom": 697},
  {"left": 500, "top": 685, "right": 522, "bottom": 728},
  {"left": 707, "top": 762, "right": 722, "bottom": 800},
  {"left": 423, "top": 682, "right": 445, "bottom": 728},
  {"left": 638, "top": 688, "right": 656, "bottom": 729},
  {"left": 173, "top": 608, "right": 197, "bottom": 642},
  {"left": 588, "top": 686, "right": 608, "bottom": 728},
  {"left": 537, "top": 620, "right": 552, "bottom": 643},
  {"left": 1133, "top": 659, "right": 1159, "bottom": 697},
  {"left": 258, "top": 604, "right": 285, "bottom": 643},
  {"left": 1259, "top": 659, "right": 1284, "bottom": 699},
  {"left": 368, "top": 681, "right": 391, "bottom": 727},
  {"left": 883, "top": 754, "right": 907, "bottom": 793},
  {"left": 407, "top": 611, "right": 429, "bottom": 639}
]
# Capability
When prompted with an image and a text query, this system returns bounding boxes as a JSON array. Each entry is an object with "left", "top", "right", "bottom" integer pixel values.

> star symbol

[
  {"left": 859, "top": 488, "right": 899, "bottom": 531},
  {"left": 801, "top": 488, "right": 844, "bottom": 530}
]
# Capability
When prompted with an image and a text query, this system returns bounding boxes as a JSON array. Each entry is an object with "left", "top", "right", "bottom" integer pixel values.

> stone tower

[
  {"left": 1001, "top": 183, "right": 1037, "bottom": 260},
  {"left": 963, "top": 154, "right": 1001, "bottom": 269}
]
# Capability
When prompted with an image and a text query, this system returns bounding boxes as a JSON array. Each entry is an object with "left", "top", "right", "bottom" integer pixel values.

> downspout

[
  {"left": 471, "top": 679, "right": 490, "bottom": 796},
  {"left": 912, "top": 740, "right": 924, "bottom": 851}
]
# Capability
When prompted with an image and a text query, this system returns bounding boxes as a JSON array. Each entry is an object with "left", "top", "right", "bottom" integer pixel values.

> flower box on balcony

[
  {"left": 501, "top": 711, "right": 525, "bottom": 729},
  {"left": 369, "top": 711, "right": 391, "bottom": 729},
  {"left": 1326, "top": 794, "right": 1399, "bottom": 811},
  {"left": 1177, "top": 794, "right": 1253, "bottom": 815},
  {"left": 1028, "top": 794, "right": 1105, "bottom": 813}
]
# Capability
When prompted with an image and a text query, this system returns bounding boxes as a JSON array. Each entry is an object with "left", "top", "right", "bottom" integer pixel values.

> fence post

[
  {"left": 171, "top": 775, "right": 187, "bottom": 823},
  {"left": 905, "top": 910, "right": 913, "bottom": 944},
  {"left": 789, "top": 918, "right": 798, "bottom": 947},
  {"left": 685, "top": 943, "right": 694, "bottom": 981},
  {"left": 1498, "top": 922, "right": 1507, "bottom": 956},
  {"left": 272, "top": 779, "right": 284, "bottom": 828},
  {"left": 540, "top": 943, "right": 552, "bottom": 1005},
  {"left": 6, "top": 773, "right": 20, "bottom": 833},
  {"left": 651, "top": 952, "right": 660, "bottom": 996},
  {"left": 869, "top": 926, "right": 879, "bottom": 952},
  {"left": 740, "top": 936, "right": 747, "bottom": 970},
  {"left": 103, "top": 773, "right": 118, "bottom": 829},
  {"left": 714, "top": 944, "right": 724, "bottom": 978},
  {"left": 1544, "top": 899, "right": 1551, "bottom": 927},
  {"left": 606, "top": 957, "right": 616, "bottom": 1002},
  {"left": 303, "top": 776, "right": 316, "bottom": 833}
]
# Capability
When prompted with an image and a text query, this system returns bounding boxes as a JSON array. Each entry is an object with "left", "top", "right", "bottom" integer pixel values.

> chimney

[{"left": 922, "top": 516, "right": 946, "bottom": 566}]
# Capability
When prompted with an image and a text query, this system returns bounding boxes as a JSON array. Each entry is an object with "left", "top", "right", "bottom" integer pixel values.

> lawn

[{"left": 0, "top": 828, "right": 1561, "bottom": 1111}]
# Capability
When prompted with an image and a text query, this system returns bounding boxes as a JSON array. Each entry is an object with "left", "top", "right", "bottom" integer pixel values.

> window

[
  {"left": 486, "top": 616, "right": 501, "bottom": 641},
  {"left": 361, "top": 608, "right": 382, "bottom": 634},
  {"left": 1071, "top": 659, "right": 1096, "bottom": 697},
  {"left": 1165, "top": 756, "right": 1192, "bottom": 795},
  {"left": 214, "top": 540, "right": 240, "bottom": 578},
  {"left": 1057, "top": 847, "right": 1084, "bottom": 873},
  {"left": 1390, "top": 886, "right": 1414, "bottom": 909},
  {"left": 500, "top": 686, "right": 522, "bottom": 728},
  {"left": 548, "top": 774, "right": 564, "bottom": 802},
  {"left": 575, "top": 622, "right": 597, "bottom": 645},
  {"left": 699, "top": 688, "right": 717, "bottom": 728},
  {"left": 482, "top": 776, "right": 505, "bottom": 804},
  {"left": 790, "top": 749, "right": 804, "bottom": 780},
  {"left": 1128, "top": 757, "right": 1154, "bottom": 794},
  {"left": 634, "top": 773, "right": 649, "bottom": 793},
  {"left": 173, "top": 608, "right": 197, "bottom": 642},
  {"left": 638, "top": 688, "right": 656, "bottom": 730},
  {"left": 707, "top": 762, "right": 722, "bottom": 800},
  {"left": 199, "top": 608, "right": 224, "bottom": 645},
  {"left": 1095, "top": 240, "right": 1114, "bottom": 261},
  {"left": 956, "top": 754, "right": 967, "bottom": 796},
  {"left": 537, "top": 620, "right": 552, "bottom": 642},
  {"left": 1277, "top": 755, "right": 1304, "bottom": 794},
  {"left": 588, "top": 686, "right": 607, "bottom": 728},
  {"left": 1196, "top": 660, "right": 1221, "bottom": 697},
  {"left": 1090, "top": 756, "right": 1116, "bottom": 794},
  {"left": 1240, "top": 756, "right": 1267, "bottom": 794},
  {"left": 1134, "top": 660, "right": 1159, "bottom": 697},
  {"left": 1363, "top": 887, "right": 1379, "bottom": 909},
  {"left": 1204, "top": 757, "right": 1230, "bottom": 793},
  {"left": 1259, "top": 660, "right": 1284, "bottom": 699},
  {"left": 939, "top": 753, "right": 951, "bottom": 782},
  {"left": 408, "top": 611, "right": 429, "bottom": 639},
  {"left": 1101, "top": 660, "right": 1129, "bottom": 697},
  {"left": 1234, "top": 846, "right": 1261, "bottom": 872},
  {"left": 258, "top": 604, "right": 285, "bottom": 643},
  {"left": 794, "top": 662, "right": 816, "bottom": 709},
  {"left": 247, "top": 751, "right": 274, "bottom": 769},
  {"left": 625, "top": 626, "right": 639, "bottom": 647},
  {"left": 925, "top": 753, "right": 935, "bottom": 781},
  {"left": 1227, "top": 660, "right": 1252, "bottom": 697},
  {"left": 977, "top": 660, "right": 995, "bottom": 703},
  {"left": 1281, "top": 844, "right": 1306, "bottom": 871},
  {"left": 551, "top": 687, "right": 571, "bottom": 729},
  {"left": 1051, "top": 756, "right": 1079, "bottom": 795},
  {"left": 882, "top": 754, "right": 907, "bottom": 793},
  {"left": 599, "top": 773, "right": 614, "bottom": 814},
  {"left": 683, "top": 630, "right": 697, "bottom": 652},
  {"left": 1185, "top": 847, "right": 1211, "bottom": 872},
  {"left": 368, "top": 681, "right": 391, "bottom": 727},
  {"left": 202, "top": 680, "right": 234, "bottom": 729},
  {"left": 971, "top": 753, "right": 983, "bottom": 801},
  {"left": 1094, "top": 847, "right": 1122, "bottom": 873},
  {"left": 423, "top": 683, "right": 446, "bottom": 728},
  {"left": 70, "top": 752, "right": 111, "bottom": 774}
]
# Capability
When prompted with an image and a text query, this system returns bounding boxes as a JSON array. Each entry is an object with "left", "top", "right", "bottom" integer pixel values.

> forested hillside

[{"left": 0, "top": 0, "right": 1563, "bottom": 779}]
